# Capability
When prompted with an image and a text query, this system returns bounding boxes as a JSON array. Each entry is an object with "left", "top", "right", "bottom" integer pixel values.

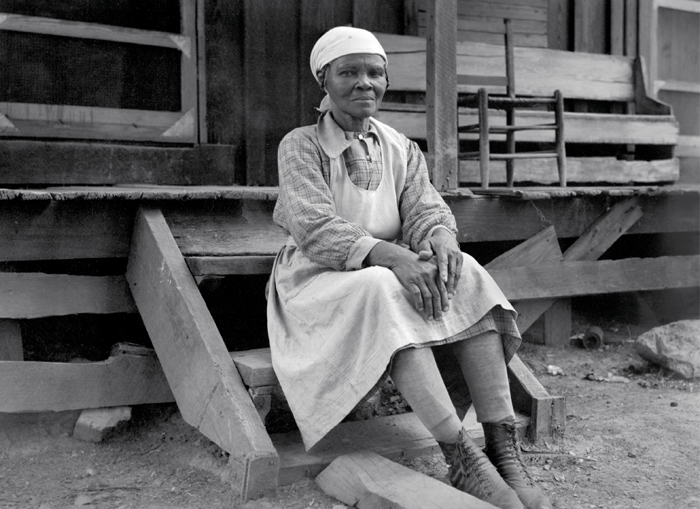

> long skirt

[{"left": 267, "top": 243, "right": 521, "bottom": 450}]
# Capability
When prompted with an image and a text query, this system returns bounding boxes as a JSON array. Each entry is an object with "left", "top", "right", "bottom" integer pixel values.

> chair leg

[
  {"left": 554, "top": 90, "right": 567, "bottom": 187},
  {"left": 506, "top": 108, "right": 515, "bottom": 188},
  {"left": 478, "top": 88, "right": 490, "bottom": 189}
]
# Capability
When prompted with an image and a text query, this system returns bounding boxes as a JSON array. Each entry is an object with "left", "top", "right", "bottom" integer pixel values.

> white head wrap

[{"left": 310, "top": 26, "right": 387, "bottom": 111}]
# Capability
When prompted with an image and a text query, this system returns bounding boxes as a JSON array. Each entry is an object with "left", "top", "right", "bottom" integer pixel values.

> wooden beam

[
  {"left": 0, "top": 320, "right": 22, "bottom": 361},
  {"left": 507, "top": 355, "right": 566, "bottom": 443},
  {"left": 376, "top": 105, "right": 679, "bottom": 146},
  {"left": 0, "top": 141, "right": 238, "bottom": 186},
  {"left": 126, "top": 206, "right": 278, "bottom": 500},
  {"left": 186, "top": 256, "right": 275, "bottom": 276},
  {"left": 543, "top": 298, "right": 572, "bottom": 347},
  {"left": 446, "top": 192, "right": 698, "bottom": 243},
  {"left": 491, "top": 255, "right": 699, "bottom": 301},
  {"left": 425, "top": 0, "right": 458, "bottom": 189},
  {"left": 0, "top": 273, "right": 137, "bottom": 319},
  {"left": 0, "top": 350, "right": 173, "bottom": 413},
  {"left": 0, "top": 13, "right": 187, "bottom": 49},
  {"left": 316, "top": 451, "right": 495, "bottom": 509},
  {"left": 274, "top": 411, "right": 528, "bottom": 487},
  {"left": 547, "top": 0, "right": 571, "bottom": 50}
]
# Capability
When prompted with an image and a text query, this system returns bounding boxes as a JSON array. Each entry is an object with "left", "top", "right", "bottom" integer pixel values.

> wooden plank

[
  {"left": 0, "top": 273, "right": 137, "bottom": 319},
  {"left": 203, "top": 0, "right": 245, "bottom": 146},
  {"left": 353, "top": 0, "right": 404, "bottom": 33},
  {"left": 126, "top": 206, "right": 278, "bottom": 500},
  {"left": 0, "top": 351, "right": 174, "bottom": 413},
  {"left": 507, "top": 355, "right": 565, "bottom": 442},
  {"left": 273, "top": 411, "right": 528, "bottom": 486},
  {"left": 509, "top": 197, "right": 644, "bottom": 333},
  {"left": 638, "top": 0, "right": 658, "bottom": 94},
  {"left": 164, "top": 200, "right": 287, "bottom": 256},
  {"left": 186, "top": 256, "right": 275, "bottom": 276},
  {"left": 376, "top": 105, "right": 679, "bottom": 145},
  {"left": 196, "top": 0, "right": 207, "bottom": 144},
  {"left": 485, "top": 226, "right": 562, "bottom": 270},
  {"left": 563, "top": 197, "right": 643, "bottom": 261},
  {"left": 625, "top": 0, "right": 638, "bottom": 56},
  {"left": 543, "top": 298, "right": 571, "bottom": 347},
  {"left": 0, "top": 320, "right": 22, "bottom": 361},
  {"left": 0, "top": 103, "right": 191, "bottom": 142},
  {"left": 0, "top": 141, "right": 238, "bottom": 186},
  {"left": 375, "top": 33, "right": 637, "bottom": 101},
  {"left": 574, "top": 0, "right": 608, "bottom": 54},
  {"left": 231, "top": 348, "right": 278, "bottom": 387},
  {"left": 316, "top": 451, "right": 495, "bottom": 509},
  {"left": 0, "top": 13, "right": 185, "bottom": 49},
  {"left": 179, "top": 0, "right": 198, "bottom": 132},
  {"left": 611, "top": 0, "right": 626, "bottom": 56},
  {"left": 490, "top": 255, "right": 699, "bottom": 300},
  {"left": 547, "top": 0, "right": 571, "bottom": 50},
  {"left": 426, "top": 0, "right": 458, "bottom": 189},
  {"left": 446, "top": 192, "right": 698, "bottom": 243}
]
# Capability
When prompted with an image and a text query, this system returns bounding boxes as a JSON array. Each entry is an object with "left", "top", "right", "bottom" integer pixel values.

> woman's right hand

[{"left": 365, "top": 242, "right": 449, "bottom": 321}]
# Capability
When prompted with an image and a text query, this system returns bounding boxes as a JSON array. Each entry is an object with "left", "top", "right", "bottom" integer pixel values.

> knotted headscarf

[{"left": 310, "top": 26, "right": 388, "bottom": 112}]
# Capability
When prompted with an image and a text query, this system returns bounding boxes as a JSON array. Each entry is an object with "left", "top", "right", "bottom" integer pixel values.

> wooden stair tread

[{"left": 272, "top": 410, "right": 530, "bottom": 486}]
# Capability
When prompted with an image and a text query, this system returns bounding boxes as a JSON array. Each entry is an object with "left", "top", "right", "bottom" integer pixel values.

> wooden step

[{"left": 272, "top": 410, "right": 530, "bottom": 486}]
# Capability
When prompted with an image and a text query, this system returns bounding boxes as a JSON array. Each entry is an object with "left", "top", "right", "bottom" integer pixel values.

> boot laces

[
  {"left": 498, "top": 424, "right": 535, "bottom": 486},
  {"left": 453, "top": 432, "right": 495, "bottom": 497}
]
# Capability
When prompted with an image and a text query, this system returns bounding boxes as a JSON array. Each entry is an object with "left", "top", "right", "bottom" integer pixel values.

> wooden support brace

[
  {"left": 543, "top": 298, "right": 572, "bottom": 347},
  {"left": 316, "top": 451, "right": 496, "bottom": 509},
  {"left": 0, "top": 319, "right": 23, "bottom": 361},
  {"left": 126, "top": 206, "right": 278, "bottom": 501},
  {"left": 508, "top": 355, "right": 566, "bottom": 443}
]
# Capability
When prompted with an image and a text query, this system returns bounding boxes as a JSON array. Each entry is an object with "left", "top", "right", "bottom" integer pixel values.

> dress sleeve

[
  {"left": 399, "top": 138, "right": 458, "bottom": 252},
  {"left": 275, "top": 133, "right": 379, "bottom": 271}
]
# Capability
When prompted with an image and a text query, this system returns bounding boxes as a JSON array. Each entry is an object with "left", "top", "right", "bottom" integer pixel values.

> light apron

[{"left": 267, "top": 120, "right": 519, "bottom": 450}]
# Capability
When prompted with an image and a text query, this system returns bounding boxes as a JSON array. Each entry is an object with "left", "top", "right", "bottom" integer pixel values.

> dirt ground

[{"left": 1, "top": 305, "right": 698, "bottom": 509}]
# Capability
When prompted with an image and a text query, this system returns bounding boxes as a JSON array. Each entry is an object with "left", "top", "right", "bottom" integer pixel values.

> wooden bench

[{"left": 373, "top": 33, "right": 680, "bottom": 186}]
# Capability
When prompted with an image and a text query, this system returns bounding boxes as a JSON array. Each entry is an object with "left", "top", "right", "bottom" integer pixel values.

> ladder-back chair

[{"left": 457, "top": 19, "right": 567, "bottom": 189}]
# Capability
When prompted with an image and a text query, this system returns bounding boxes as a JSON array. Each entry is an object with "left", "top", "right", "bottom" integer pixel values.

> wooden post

[
  {"left": 426, "top": 0, "right": 458, "bottom": 190},
  {"left": 126, "top": 206, "right": 279, "bottom": 501},
  {"left": 543, "top": 298, "right": 572, "bottom": 347},
  {"left": 0, "top": 320, "right": 23, "bottom": 361}
]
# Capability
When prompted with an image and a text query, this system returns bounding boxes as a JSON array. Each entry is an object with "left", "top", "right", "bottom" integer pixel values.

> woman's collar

[{"left": 318, "top": 111, "right": 378, "bottom": 158}]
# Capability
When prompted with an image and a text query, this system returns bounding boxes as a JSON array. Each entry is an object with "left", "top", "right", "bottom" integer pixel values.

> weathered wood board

[
  {"left": 126, "top": 206, "right": 278, "bottom": 500},
  {"left": 316, "top": 451, "right": 496, "bottom": 509},
  {"left": 0, "top": 352, "right": 173, "bottom": 413},
  {"left": 0, "top": 273, "right": 137, "bottom": 318}
]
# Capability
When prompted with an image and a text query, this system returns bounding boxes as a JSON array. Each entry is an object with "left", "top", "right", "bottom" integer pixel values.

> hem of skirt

[{"left": 301, "top": 307, "right": 521, "bottom": 451}]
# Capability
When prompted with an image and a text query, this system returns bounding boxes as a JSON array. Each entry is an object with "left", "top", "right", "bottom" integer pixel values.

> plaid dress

[{"left": 267, "top": 113, "right": 520, "bottom": 450}]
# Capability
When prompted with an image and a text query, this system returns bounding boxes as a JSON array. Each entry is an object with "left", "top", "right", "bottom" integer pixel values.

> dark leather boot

[
  {"left": 483, "top": 422, "right": 553, "bottom": 509},
  {"left": 439, "top": 429, "right": 524, "bottom": 509}
]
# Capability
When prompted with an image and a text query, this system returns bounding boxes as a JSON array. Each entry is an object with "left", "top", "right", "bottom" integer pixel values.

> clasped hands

[{"left": 366, "top": 228, "right": 463, "bottom": 321}]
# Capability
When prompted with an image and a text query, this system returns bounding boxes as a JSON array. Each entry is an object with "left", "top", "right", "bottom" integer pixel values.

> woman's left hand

[{"left": 416, "top": 229, "right": 463, "bottom": 298}]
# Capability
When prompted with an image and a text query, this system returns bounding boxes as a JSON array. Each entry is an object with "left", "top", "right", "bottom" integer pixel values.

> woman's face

[{"left": 324, "top": 53, "right": 387, "bottom": 125}]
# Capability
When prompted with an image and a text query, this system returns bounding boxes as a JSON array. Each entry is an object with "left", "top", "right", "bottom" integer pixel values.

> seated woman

[{"left": 267, "top": 26, "right": 551, "bottom": 509}]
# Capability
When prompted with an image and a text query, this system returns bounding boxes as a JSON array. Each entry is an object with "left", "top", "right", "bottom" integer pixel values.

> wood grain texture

[
  {"left": 425, "top": 0, "right": 459, "bottom": 189},
  {"left": 273, "top": 411, "right": 528, "bottom": 486},
  {"left": 375, "top": 32, "right": 636, "bottom": 101},
  {"left": 0, "top": 320, "right": 22, "bottom": 361},
  {"left": 0, "top": 141, "right": 238, "bottom": 186},
  {"left": 0, "top": 352, "right": 174, "bottom": 413},
  {"left": 543, "top": 298, "right": 572, "bottom": 347},
  {"left": 316, "top": 451, "right": 495, "bottom": 509},
  {"left": 126, "top": 206, "right": 278, "bottom": 500},
  {"left": 0, "top": 273, "right": 137, "bottom": 318},
  {"left": 490, "top": 255, "right": 699, "bottom": 300},
  {"left": 446, "top": 192, "right": 698, "bottom": 243},
  {"left": 376, "top": 103, "right": 679, "bottom": 145},
  {"left": 0, "top": 13, "right": 184, "bottom": 48}
]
